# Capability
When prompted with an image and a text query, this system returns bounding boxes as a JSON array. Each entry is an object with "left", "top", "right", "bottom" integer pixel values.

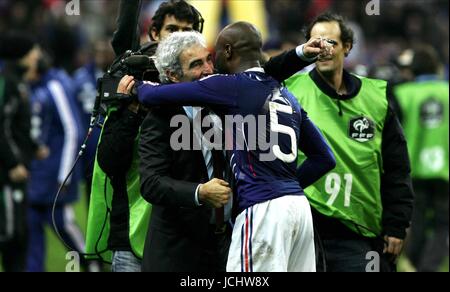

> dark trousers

[
  {"left": 406, "top": 179, "right": 449, "bottom": 272},
  {"left": 141, "top": 221, "right": 232, "bottom": 272},
  {"left": 200, "top": 223, "right": 232, "bottom": 272}
]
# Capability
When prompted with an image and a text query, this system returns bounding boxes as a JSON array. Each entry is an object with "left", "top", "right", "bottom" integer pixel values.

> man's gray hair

[{"left": 155, "top": 31, "right": 207, "bottom": 83}]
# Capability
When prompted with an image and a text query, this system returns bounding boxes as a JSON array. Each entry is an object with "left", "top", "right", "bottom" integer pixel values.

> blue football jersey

[{"left": 28, "top": 69, "right": 83, "bottom": 204}]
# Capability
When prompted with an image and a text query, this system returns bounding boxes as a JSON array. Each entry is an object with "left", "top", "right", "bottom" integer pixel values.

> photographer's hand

[{"left": 117, "top": 75, "right": 136, "bottom": 95}]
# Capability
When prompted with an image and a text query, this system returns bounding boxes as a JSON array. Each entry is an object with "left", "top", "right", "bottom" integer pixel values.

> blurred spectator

[
  {"left": 22, "top": 44, "right": 93, "bottom": 272},
  {"left": 285, "top": 12, "right": 414, "bottom": 272},
  {"left": 265, "top": 0, "right": 311, "bottom": 40},
  {"left": 190, "top": 0, "right": 268, "bottom": 48},
  {"left": 85, "top": 0, "right": 154, "bottom": 272},
  {"left": 0, "top": 1, "right": 447, "bottom": 77},
  {"left": 72, "top": 38, "right": 115, "bottom": 205},
  {"left": 0, "top": 0, "right": 448, "bottom": 272}
]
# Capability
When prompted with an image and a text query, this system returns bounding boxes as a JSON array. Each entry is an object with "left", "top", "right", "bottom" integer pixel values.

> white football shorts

[{"left": 227, "top": 195, "right": 316, "bottom": 272}]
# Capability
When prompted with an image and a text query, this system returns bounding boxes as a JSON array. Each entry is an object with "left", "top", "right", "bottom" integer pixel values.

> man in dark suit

[
  {"left": 136, "top": 33, "right": 232, "bottom": 272},
  {"left": 134, "top": 30, "right": 327, "bottom": 271}
]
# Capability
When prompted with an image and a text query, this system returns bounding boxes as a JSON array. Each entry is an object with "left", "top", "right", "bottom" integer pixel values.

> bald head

[{"left": 214, "top": 21, "right": 263, "bottom": 74}]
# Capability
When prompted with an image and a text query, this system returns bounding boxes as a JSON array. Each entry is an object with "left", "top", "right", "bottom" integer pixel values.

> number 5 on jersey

[{"left": 325, "top": 173, "right": 353, "bottom": 207}]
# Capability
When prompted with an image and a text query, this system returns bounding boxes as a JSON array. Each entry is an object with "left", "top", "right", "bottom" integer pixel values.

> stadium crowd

[{"left": 0, "top": 0, "right": 448, "bottom": 272}]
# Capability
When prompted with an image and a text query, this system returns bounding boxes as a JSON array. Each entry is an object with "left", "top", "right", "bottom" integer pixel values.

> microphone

[{"left": 122, "top": 55, "right": 156, "bottom": 69}]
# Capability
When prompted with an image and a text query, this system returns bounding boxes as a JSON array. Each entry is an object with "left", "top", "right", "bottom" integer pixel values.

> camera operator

[{"left": 0, "top": 32, "right": 46, "bottom": 272}]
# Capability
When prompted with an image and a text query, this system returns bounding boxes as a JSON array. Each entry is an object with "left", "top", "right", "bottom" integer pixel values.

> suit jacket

[{"left": 139, "top": 106, "right": 225, "bottom": 272}]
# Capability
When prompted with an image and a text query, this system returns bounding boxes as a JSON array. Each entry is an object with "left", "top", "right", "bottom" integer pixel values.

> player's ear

[
  {"left": 225, "top": 44, "right": 232, "bottom": 60},
  {"left": 167, "top": 70, "right": 180, "bottom": 83}
]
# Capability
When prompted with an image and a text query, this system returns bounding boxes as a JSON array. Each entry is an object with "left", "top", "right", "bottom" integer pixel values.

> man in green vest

[
  {"left": 285, "top": 13, "right": 414, "bottom": 272},
  {"left": 0, "top": 33, "right": 45, "bottom": 272},
  {"left": 394, "top": 46, "right": 448, "bottom": 272}
]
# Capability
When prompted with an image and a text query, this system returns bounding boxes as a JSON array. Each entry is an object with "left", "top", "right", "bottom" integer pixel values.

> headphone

[{"left": 151, "top": 0, "right": 205, "bottom": 35}]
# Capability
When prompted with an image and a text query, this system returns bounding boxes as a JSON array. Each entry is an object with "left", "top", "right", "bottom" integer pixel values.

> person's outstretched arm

[
  {"left": 111, "top": 0, "right": 142, "bottom": 56},
  {"left": 97, "top": 106, "right": 143, "bottom": 178}
]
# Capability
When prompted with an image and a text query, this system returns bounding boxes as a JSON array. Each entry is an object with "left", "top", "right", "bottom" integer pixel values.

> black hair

[
  {"left": 149, "top": 0, "right": 204, "bottom": 40},
  {"left": 305, "top": 12, "right": 355, "bottom": 55},
  {"left": 411, "top": 45, "right": 440, "bottom": 76}
]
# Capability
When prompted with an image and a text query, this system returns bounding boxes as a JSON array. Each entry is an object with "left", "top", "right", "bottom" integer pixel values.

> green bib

[
  {"left": 395, "top": 80, "right": 449, "bottom": 181},
  {"left": 286, "top": 73, "right": 388, "bottom": 237},
  {"left": 85, "top": 113, "right": 152, "bottom": 262}
]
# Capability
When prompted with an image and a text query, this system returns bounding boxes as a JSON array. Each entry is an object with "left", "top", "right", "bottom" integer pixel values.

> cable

[{"left": 313, "top": 224, "right": 327, "bottom": 272}]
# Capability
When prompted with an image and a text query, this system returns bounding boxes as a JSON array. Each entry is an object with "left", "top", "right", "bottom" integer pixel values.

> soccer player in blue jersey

[{"left": 119, "top": 23, "right": 336, "bottom": 272}]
